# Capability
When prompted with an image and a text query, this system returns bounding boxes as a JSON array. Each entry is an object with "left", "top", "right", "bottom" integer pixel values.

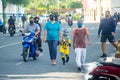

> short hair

[
  {"left": 29, "top": 16, "right": 34, "bottom": 20},
  {"left": 105, "top": 11, "right": 110, "bottom": 14}
]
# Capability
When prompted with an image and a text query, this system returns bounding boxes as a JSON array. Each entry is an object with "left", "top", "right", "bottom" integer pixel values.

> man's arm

[
  {"left": 85, "top": 28, "right": 91, "bottom": 45},
  {"left": 72, "top": 28, "right": 76, "bottom": 49},
  {"left": 98, "top": 22, "right": 102, "bottom": 38},
  {"left": 111, "top": 18, "right": 117, "bottom": 36},
  {"left": 35, "top": 24, "right": 40, "bottom": 35}
]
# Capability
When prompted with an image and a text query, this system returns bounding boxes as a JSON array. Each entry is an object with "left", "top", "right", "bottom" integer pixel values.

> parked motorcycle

[
  {"left": 8, "top": 24, "right": 16, "bottom": 36},
  {"left": 20, "top": 30, "right": 38, "bottom": 62},
  {"left": 0, "top": 24, "right": 6, "bottom": 34},
  {"left": 88, "top": 58, "right": 120, "bottom": 80}
]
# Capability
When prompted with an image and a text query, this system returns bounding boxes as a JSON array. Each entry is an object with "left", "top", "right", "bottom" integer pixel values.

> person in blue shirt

[
  {"left": 98, "top": 11, "right": 117, "bottom": 58},
  {"left": 43, "top": 14, "right": 62, "bottom": 65},
  {"left": 0, "top": 19, "right": 3, "bottom": 27}
]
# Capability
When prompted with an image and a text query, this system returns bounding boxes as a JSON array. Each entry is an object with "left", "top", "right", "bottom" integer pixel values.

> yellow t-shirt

[{"left": 59, "top": 37, "right": 71, "bottom": 55}]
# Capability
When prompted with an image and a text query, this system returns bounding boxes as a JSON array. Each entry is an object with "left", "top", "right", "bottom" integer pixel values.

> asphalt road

[{"left": 0, "top": 22, "right": 120, "bottom": 80}]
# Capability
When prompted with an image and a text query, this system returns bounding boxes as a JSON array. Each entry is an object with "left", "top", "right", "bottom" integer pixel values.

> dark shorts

[{"left": 101, "top": 34, "right": 115, "bottom": 42}]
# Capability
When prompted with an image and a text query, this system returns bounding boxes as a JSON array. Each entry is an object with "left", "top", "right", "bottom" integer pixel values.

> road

[{"left": 0, "top": 22, "right": 120, "bottom": 80}]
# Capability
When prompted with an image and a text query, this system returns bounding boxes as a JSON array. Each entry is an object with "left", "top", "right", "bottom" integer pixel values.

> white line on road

[
  {"left": 0, "top": 42, "right": 21, "bottom": 49},
  {"left": 16, "top": 62, "right": 24, "bottom": 65},
  {"left": 16, "top": 53, "right": 44, "bottom": 65}
]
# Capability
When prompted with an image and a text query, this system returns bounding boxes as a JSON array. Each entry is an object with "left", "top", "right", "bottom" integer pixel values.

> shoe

[
  {"left": 66, "top": 57, "right": 69, "bottom": 63},
  {"left": 62, "top": 58, "right": 65, "bottom": 65},
  {"left": 21, "top": 53, "right": 23, "bottom": 56},
  {"left": 77, "top": 67, "right": 81, "bottom": 71},
  {"left": 100, "top": 54, "right": 107, "bottom": 57},
  {"left": 39, "top": 47, "right": 43, "bottom": 52}
]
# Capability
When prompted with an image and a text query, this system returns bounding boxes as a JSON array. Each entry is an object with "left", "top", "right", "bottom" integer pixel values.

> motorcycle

[
  {"left": 20, "top": 30, "right": 39, "bottom": 62},
  {"left": 88, "top": 58, "right": 120, "bottom": 80},
  {"left": 68, "top": 19, "right": 73, "bottom": 27},
  {"left": 0, "top": 24, "right": 6, "bottom": 34},
  {"left": 8, "top": 24, "right": 16, "bottom": 36}
]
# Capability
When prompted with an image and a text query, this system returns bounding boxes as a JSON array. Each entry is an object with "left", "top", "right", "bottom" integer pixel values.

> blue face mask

[{"left": 77, "top": 22, "right": 82, "bottom": 28}]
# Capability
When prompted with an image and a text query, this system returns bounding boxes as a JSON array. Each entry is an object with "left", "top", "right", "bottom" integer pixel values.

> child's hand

[
  {"left": 88, "top": 41, "right": 91, "bottom": 45},
  {"left": 69, "top": 44, "right": 71, "bottom": 47}
]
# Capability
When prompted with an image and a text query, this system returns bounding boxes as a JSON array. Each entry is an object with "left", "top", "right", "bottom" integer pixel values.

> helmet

[
  {"left": 63, "top": 29, "right": 69, "bottom": 37},
  {"left": 34, "top": 16, "right": 39, "bottom": 23},
  {"left": 49, "top": 14, "right": 56, "bottom": 21}
]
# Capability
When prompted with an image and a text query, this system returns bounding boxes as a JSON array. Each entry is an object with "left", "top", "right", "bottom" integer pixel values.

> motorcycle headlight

[{"left": 28, "top": 39, "right": 33, "bottom": 43}]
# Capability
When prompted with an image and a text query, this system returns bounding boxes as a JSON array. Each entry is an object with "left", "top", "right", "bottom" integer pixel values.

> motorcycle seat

[{"left": 100, "top": 62, "right": 120, "bottom": 68}]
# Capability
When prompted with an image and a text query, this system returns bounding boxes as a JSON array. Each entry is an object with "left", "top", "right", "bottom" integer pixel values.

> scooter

[
  {"left": 20, "top": 30, "right": 39, "bottom": 62},
  {"left": 68, "top": 19, "right": 73, "bottom": 27},
  {"left": 0, "top": 24, "right": 6, "bottom": 34},
  {"left": 8, "top": 24, "right": 16, "bottom": 37},
  {"left": 88, "top": 58, "right": 120, "bottom": 80}
]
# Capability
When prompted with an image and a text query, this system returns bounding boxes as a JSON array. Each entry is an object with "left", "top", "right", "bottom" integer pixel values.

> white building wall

[{"left": 0, "top": 0, "right": 25, "bottom": 21}]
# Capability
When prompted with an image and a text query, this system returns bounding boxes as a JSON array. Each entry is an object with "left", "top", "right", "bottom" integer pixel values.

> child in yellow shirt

[{"left": 59, "top": 29, "right": 71, "bottom": 65}]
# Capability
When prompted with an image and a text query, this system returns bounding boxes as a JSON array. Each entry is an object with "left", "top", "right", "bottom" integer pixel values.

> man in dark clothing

[
  {"left": 98, "top": 11, "right": 117, "bottom": 57},
  {"left": 8, "top": 16, "right": 16, "bottom": 30},
  {"left": 34, "top": 16, "right": 43, "bottom": 52},
  {"left": 21, "top": 14, "right": 26, "bottom": 28}
]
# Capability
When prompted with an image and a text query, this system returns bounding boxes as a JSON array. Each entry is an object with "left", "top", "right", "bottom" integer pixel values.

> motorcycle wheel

[
  {"left": 10, "top": 33, "right": 14, "bottom": 37},
  {"left": 23, "top": 48, "right": 29, "bottom": 62},
  {"left": 3, "top": 30, "right": 6, "bottom": 34},
  {"left": 2, "top": 27, "right": 6, "bottom": 34}
]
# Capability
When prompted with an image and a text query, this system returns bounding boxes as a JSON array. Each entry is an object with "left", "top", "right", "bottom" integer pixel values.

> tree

[
  {"left": 69, "top": 1, "right": 83, "bottom": 8},
  {"left": 1, "top": 0, "right": 7, "bottom": 24},
  {"left": 7, "top": 0, "right": 30, "bottom": 7},
  {"left": 1, "top": 0, "right": 30, "bottom": 25}
]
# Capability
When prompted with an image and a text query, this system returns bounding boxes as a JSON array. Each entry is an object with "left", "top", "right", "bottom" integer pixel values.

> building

[
  {"left": 82, "top": 0, "right": 120, "bottom": 23},
  {"left": 0, "top": 0, "right": 25, "bottom": 22}
]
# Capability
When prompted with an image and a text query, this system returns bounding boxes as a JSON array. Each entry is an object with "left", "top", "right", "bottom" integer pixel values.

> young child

[
  {"left": 73, "top": 21, "right": 91, "bottom": 71},
  {"left": 115, "top": 39, "right": 120, "bottom": 58},
  {"left": 59, "top": 29, "right": 71, "bottom": 65}
]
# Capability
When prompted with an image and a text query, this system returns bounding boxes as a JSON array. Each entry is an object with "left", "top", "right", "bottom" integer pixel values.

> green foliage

[
  {"left": 25, "top": 0, "right": 83, "bottom": 14},
  {"left": 2, "top": 0, "right": 7, "bottom": 9},
  {"left": 69, "top": 1, "right": 83, "bottom": 8},
  {"left": 1, "top": 0, "right": 8, "bottom": 24},
  {"left": 7, "top": 0, "right": 30, "bottom": 6}
]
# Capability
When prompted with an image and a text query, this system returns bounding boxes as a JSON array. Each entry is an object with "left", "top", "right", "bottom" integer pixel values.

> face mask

[
  {"left": 30, "top": 20, "right": 34, "bottom": 24},
  {"left": 35, "top": 20, "right": 39, "bottom": 23}
]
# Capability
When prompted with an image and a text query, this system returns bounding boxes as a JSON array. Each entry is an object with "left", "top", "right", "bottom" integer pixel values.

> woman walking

[{"left": 43, "top": 14, "right": 62, "bottom": 65}]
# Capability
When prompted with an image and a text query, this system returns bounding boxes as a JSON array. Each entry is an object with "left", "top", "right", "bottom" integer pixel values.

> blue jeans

[{"left": 47, "top": 40, "right": 58, "bottom": 60}]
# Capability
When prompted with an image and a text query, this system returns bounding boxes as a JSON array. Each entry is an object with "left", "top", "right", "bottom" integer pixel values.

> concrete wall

[{"left": 83, "top": 0, "right": 113, "bottom": 23}]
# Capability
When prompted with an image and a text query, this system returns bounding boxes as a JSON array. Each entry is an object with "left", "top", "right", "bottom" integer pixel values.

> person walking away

[
  {"left": 21, "top": 14, "right": 27, "bottom": 28},
  {"left": 73, "top": 21, "right": 91, "bottom": 71},
  {"left": 59, "top": 29, "right": 71, "bottom": 65},
  {"left": 34, "top": 16, "right": 43, "bottom": 52},
  {"left": 43, "top": 14, "right": 62, "bottom": 65},
  {"left": 98, "top": 11, "right": 117, "bottom": 58}
]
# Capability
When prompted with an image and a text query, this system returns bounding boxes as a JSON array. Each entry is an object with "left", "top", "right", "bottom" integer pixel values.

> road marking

[
  {"left": 16, "top": 53, "right": 44, "bottom": 65},
  {"left": 0, "top": 42, "right": 21, "bottom": 49},
  {"left": 16, "top": 62, "right": 24, "bottom": 65}
]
